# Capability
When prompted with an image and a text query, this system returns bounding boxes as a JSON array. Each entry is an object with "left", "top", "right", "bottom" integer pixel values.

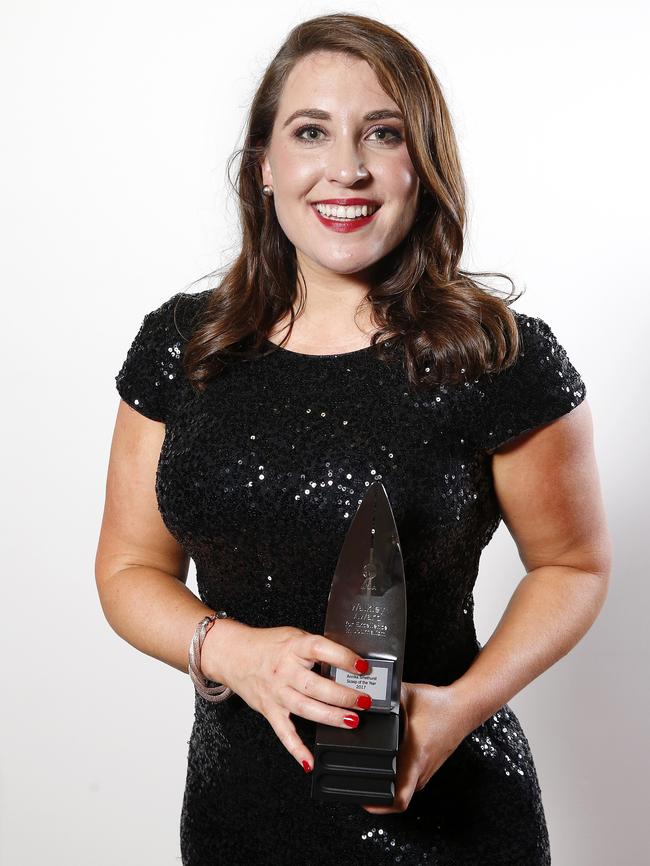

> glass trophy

[{"left": 311, "top": 481, "right": 407, "bottom": 806}]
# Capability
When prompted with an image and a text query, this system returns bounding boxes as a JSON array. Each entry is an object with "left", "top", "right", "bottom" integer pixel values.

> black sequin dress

[{"left": 115, "top": 289, "right": 586, "bottom": 866}]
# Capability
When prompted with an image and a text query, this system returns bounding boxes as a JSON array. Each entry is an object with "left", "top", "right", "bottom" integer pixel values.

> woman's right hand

[{"left": 203, "top": 622, "right": 373, "bottom": 773}]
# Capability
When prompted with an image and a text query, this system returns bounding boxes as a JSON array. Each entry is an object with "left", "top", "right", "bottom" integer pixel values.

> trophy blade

[{"left": 323, "top": 481, "right": 406, "bottom": 706}]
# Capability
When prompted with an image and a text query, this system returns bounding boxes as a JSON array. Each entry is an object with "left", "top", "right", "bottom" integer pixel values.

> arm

[
  {"left": 98, "top": 400, "right": 375, "bottom": 777},
  {"left": 95, "top": 400, "right": 248, "bottom": 685},
  {"left": 449, "top": 398, "right": 613, "bottom": 732}
]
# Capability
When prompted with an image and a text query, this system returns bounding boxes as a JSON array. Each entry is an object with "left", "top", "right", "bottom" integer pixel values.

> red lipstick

[
  {"left": 310, "top": 200, "right": 381, "bottom": 233},
  {"left": 312, "top": 198, "right": 381, "bottom": 206}
]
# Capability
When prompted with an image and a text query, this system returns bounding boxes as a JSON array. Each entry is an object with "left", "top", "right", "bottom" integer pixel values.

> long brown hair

[{"left": 181, "top": 12, "right": 524, "bottom": 392}]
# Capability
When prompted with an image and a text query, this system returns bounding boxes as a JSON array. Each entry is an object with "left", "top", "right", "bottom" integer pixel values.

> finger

[
  {"left": 302, "top": 634, "right": 370, "bottom": 678},
  {"left": 361, "top": 771, "right": 420, "bottom": 813},
  {"left": 362, "top": 778, "right": 418, "bottom": 815},
  {"left": 265, "top": 706, "right": 315, "bottom": 773},
  {"left": 293, "top": 666, "right": 374, "bottom": 712},
  {"left": 282, "top": 683, "right": 361, "bottom": 730},
  {"left": 362, "top": 732, "right": 420, "bottom": 813}
]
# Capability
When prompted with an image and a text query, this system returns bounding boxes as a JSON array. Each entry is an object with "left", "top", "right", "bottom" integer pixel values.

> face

[{"left": 260, "top": 51, "right": 421, "bottom": 278}]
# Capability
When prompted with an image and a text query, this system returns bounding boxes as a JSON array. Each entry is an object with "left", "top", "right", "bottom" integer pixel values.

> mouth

[
  {"left": 311, "top": 201, "right": 382, "bottom": 220},
  {"left": 309, "top": 200, "right": 382, "bottom": 233}
]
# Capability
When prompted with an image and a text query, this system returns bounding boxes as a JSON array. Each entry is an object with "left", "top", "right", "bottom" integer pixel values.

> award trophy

[{"left": 310, "top": 480, "right": 407, "bottom": 806}]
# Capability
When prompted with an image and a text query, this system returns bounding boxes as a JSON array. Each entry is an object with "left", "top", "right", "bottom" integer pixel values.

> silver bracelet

[{"left": 188, "top": 610, "right": 234, "bottom": 703}]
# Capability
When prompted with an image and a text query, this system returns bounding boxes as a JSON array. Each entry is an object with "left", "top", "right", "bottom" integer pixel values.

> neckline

[{"left": 263, "top": 337, "right": 383, "bottom": 359}]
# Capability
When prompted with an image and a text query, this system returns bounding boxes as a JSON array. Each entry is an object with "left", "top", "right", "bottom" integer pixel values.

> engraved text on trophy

[{"left": 346, "top": 561, "right": 389, "bottom": 637}]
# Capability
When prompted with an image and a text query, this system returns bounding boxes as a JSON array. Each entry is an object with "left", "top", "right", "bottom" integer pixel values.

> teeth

[{"left": 313, "top": 203, "right": 379, "bottom": 219}]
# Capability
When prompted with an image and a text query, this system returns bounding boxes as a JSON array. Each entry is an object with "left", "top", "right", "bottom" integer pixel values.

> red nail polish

[
  {"left": 343, "top": 714, "right": 359, "bottom": 728},
  {"left": 302, "top": 760, "right": 312, "bottom": 773},
  {"left": 355, "top": 659, "right": 369, "bottom": 674},
  {"left": 356, "top": 693, "right": 372, "bottom": 710}
]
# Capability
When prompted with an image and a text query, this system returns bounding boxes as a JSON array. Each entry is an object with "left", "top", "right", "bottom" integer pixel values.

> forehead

[{"left": 279, "top": 51, "right": 398, "bottom": 116}]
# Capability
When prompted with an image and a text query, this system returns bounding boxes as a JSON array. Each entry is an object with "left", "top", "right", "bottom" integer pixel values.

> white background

[{"left": 1, "top": 1, "right": 648, "bottom": 863}]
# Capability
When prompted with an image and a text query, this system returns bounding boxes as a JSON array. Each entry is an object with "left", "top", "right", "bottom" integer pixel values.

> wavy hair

[{"left": 181, "top": 11, "right": 524, "bottom": 393}]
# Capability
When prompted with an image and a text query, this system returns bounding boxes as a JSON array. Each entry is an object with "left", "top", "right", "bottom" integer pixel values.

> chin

[{"left": 318, "top": 258, "right": 379, "bottom": 275}]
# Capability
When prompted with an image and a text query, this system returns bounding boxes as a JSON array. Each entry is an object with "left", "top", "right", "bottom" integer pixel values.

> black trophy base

[{"left": 311, "top": 710, "right": 402, "bottom": 805}]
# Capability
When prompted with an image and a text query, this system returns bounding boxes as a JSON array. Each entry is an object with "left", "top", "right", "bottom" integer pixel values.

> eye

[
  {"left": 367, "top": 126, "right": 403, "bottom": 144},
  {"left": 294, "top": 125, "right": 326, "bottom": 143},
  {"left": 293, "top": 124, "right": 403, "bottom": 145}
]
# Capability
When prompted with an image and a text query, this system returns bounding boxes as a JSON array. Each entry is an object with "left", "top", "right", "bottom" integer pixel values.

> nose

[{"left": 324, "top": 136, "right": 370, "bottom": 186}]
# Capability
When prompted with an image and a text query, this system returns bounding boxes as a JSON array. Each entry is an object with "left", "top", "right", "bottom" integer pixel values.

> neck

[{"left": 284, "top": 255, "right": 377, "bottom": 337}]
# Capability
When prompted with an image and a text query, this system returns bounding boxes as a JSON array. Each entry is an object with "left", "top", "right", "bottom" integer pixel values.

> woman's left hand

[{"left": 361, "top": 681, "right": 471, "bottom": 814}]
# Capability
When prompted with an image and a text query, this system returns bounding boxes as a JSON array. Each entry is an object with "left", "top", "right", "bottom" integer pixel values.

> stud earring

[{"left": 262, "top": 185, "right": 274, "bottom": 197}]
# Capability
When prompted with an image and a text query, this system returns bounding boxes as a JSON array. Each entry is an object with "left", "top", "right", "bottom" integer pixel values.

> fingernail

[
  {"left": 343, "top": 714, "right": 359, "bottom": 728},
  {"left": 355, "top": 659, "right": 369, "bottom": 674},
  {"left": 302, "top": 760, "right": 312, "bottom": 773},
  {"left": 356, "top": 693, "right": 372, "bottom": 710}
]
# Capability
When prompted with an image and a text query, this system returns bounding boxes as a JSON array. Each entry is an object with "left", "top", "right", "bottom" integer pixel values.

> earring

[{"left": 262, "top": 185, "right": 274, "bottom": 197}]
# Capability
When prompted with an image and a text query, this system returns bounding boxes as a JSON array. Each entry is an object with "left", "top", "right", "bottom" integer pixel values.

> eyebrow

[{"left": 282, "top": 108, "right": 404, "bottom": 128}]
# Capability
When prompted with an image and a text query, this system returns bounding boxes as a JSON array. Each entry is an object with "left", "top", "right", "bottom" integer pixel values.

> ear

[{"left": 259, "top": 152, "right": 273, "bottom": 189}]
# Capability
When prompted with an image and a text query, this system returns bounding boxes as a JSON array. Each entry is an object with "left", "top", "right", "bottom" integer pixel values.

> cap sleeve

[
  {"left": 470, "top": 312, "right": 587, "bottom": 452},
  {"left": 115, "top": 293, "right": 187, "bottom": 423}
]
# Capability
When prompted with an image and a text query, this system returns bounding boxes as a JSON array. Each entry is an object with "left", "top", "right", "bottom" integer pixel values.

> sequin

[{"left": 114, "top": 289, "right": 586, "bottom": 865}]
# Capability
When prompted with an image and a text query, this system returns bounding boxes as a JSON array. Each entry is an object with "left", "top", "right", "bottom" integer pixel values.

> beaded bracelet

[{"left": 188, "top": 610, "right": 234, "bottom": 703}]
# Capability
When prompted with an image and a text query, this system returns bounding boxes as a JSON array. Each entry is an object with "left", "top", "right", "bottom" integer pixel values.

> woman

[{"left": 96, "top": 12, "right": 612, "bottom": 865}]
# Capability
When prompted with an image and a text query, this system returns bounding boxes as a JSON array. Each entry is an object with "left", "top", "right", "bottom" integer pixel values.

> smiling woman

[
  {"left": 180, "top": 16, "right": 525, "bottom": 372},
  {"left": 97, "top": 10, "right": 611, "bottom": 866}
]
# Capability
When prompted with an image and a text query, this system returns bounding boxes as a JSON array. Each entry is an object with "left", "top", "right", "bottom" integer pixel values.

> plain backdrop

[{"left": 1, "top": 1, "right": 648, "bottom": 864}]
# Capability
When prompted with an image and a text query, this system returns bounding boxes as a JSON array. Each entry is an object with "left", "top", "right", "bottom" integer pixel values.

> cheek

[
  {"left": 387, "top": 165, "right": 421, "bottom": 233},
  {"left": 392, "top": 163, "right": 420, "bottom": 202},
  {"left": 275, "top": 145, "right": 322, "bottom": 191},
  {"left": 373, "top": 157, "right": 419, "bottom": 199}
]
